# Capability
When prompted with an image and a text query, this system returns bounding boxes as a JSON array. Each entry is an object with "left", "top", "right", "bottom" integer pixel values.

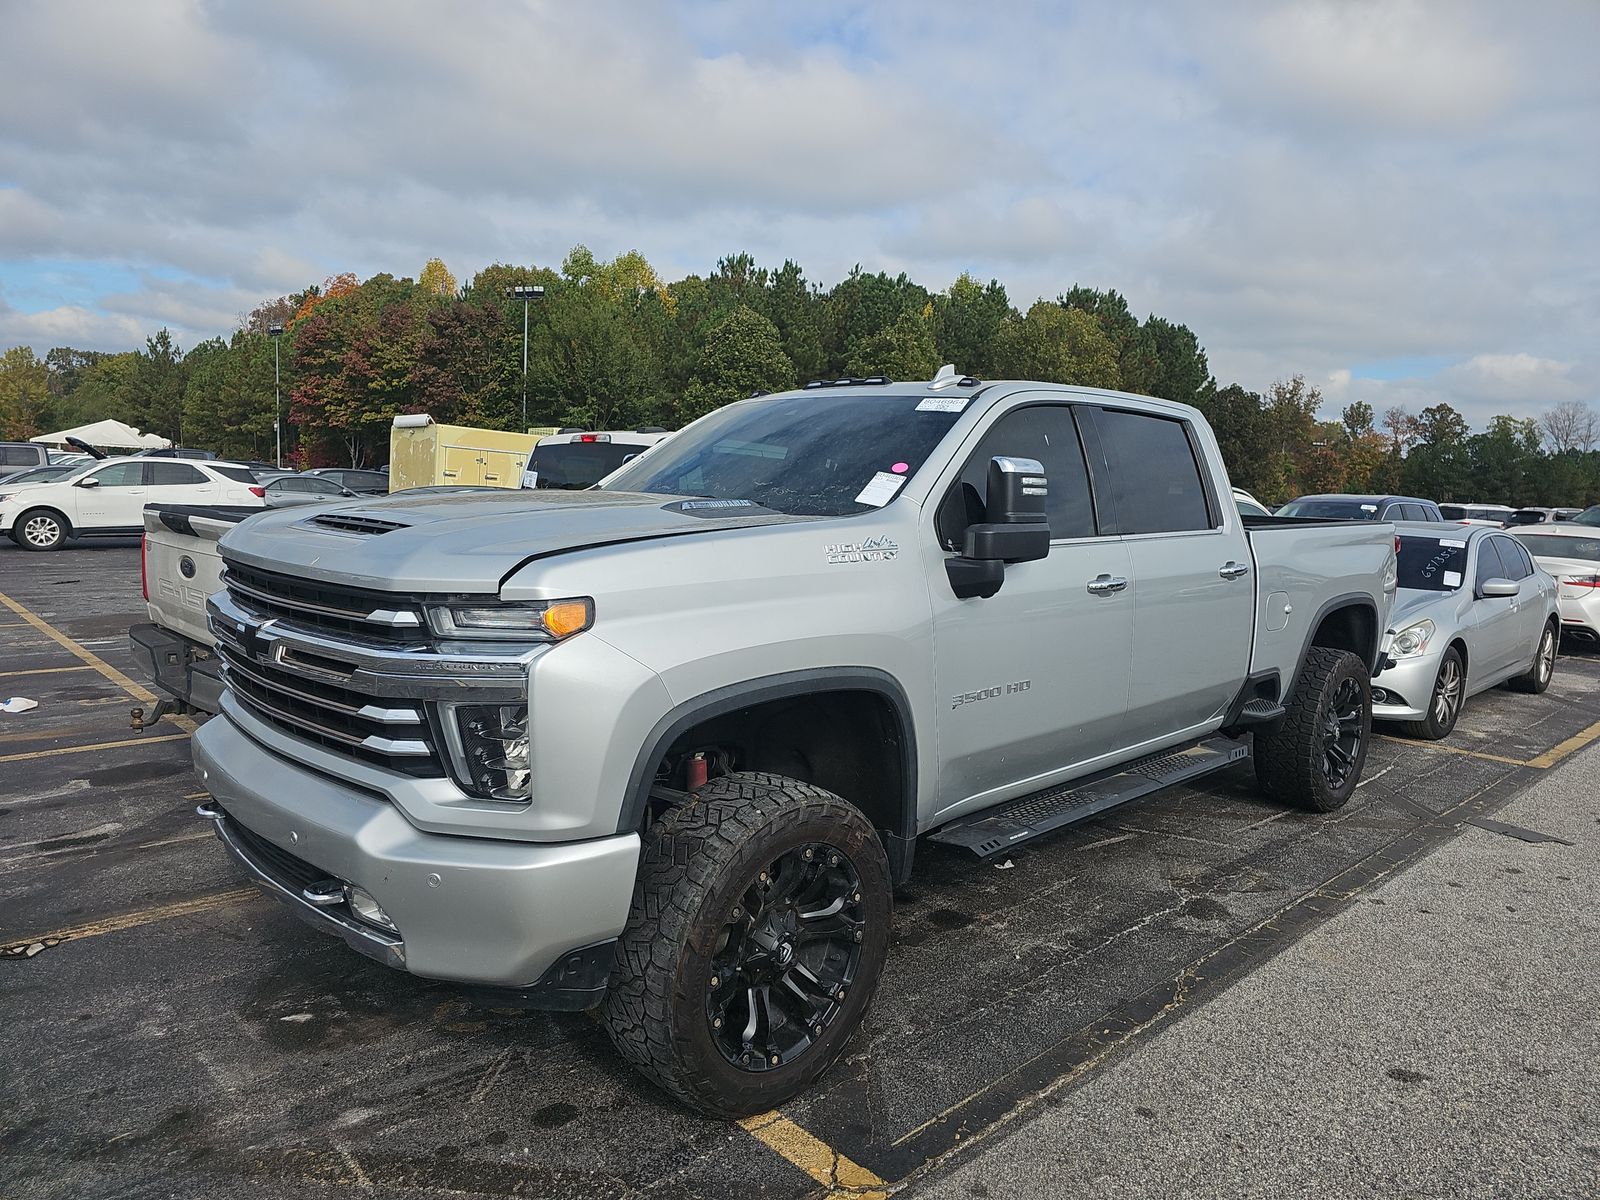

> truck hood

[{"left": 216, "top": 489, "right": 809, "bottom": 592}]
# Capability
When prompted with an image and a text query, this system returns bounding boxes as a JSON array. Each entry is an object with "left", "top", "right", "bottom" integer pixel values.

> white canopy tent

[{"left": 29, "top": 419, "right": 171, "bottom": 451}]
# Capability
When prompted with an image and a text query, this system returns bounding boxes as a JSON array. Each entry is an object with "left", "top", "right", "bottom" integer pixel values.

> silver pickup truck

[{"left": 191, "top": 374, "right": 1398, "bottom": 1115}]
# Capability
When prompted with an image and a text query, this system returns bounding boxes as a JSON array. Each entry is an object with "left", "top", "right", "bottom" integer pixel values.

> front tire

[
  {"left": 601, "top": 771, "right": 893, "bottom": 1117},
  {"left": 1255, "top": 647, "right": 1371, "bottom": 812},
  {"left": 1508, "top": 621, "right": 1557, "bottom": 694},
  {"left": 16, "top": 508, "right": 67, "bottom": 551},
  {"left": 1395, "top": 646, "right": 1465, "bottom": 740}
]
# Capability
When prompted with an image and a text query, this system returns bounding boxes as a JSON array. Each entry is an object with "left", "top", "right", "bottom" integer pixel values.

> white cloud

[{"left": 0, "top": 0, "right": 1594, "bottom": 427}]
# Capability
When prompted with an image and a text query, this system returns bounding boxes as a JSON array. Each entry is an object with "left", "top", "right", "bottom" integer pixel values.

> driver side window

[
  {"left": 1474, "top": 538, "right": 1508, "bottom": 591},
  {"left": 938, "top": 405, "right": 1097, "bottom": 550},
  {"left": 89, "top": 463, "right": 145, "bottom": 487}
]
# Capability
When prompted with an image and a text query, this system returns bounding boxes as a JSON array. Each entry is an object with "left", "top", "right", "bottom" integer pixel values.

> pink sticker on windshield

[{"left": 891, "top": 462, "right": 909, "bottom": 474}]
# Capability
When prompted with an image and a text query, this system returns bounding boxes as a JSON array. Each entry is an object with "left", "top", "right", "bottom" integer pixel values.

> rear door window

[
  {"left": 1092, "top": 408, "right": 1214, "bottom": 534},
  {"left": 147, "top": 461, "right": 207, "bottom": 486}
]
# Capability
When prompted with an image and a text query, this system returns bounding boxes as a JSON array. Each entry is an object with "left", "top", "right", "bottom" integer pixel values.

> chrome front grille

[
  {"left": 214, "top": 626, "right": 442, "bottom": 777},
  {"left": 220, "top": 563, "right": 428, "bottom": 644},
  {"left": 210, "top": 571, "right": 535, "bottom": 792}
]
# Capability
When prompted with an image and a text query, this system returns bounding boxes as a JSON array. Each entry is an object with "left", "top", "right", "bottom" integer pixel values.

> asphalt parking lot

[{"left": 4, "top": 539, "right": 1599, "bottom": 1199}]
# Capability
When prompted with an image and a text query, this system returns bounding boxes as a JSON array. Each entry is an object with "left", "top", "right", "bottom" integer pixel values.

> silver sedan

[{"left": 1371, "top": 523, "right": 1559, "bottom": 739}]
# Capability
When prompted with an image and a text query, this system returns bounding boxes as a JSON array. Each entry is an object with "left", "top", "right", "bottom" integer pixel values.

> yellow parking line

[
  {"left": 1, "top": 887, "right": 257, "bottom": 955},
  {"left": 0, "top": 732, "right": 189, "bottom": 764},
  {"left": 738, "top": 1111, "right": 889, "bottom": 1199},
  {"left": 0, "top": 589, "right": 196, "bottom": 732},
  {"left": 1375, "top": 736, "right": 1530, "bottom": 768},
  {"left": 1524, "top": 716, "right": 1600, "bottom": 769},
  {"left": 0, "top": 664, "right": 95, "bottom": 679}
]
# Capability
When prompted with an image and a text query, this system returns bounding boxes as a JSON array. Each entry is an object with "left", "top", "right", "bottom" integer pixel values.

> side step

[{"left": 929, "top": 735, "right": 1251, "bottom": 858}]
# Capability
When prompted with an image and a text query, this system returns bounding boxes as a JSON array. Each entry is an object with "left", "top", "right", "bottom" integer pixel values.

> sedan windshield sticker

[
  {"left": 855, "top": 471, "right": 907, "bottom": 507},
  {"left": 826, "top": 535, "right": 899, "bottom": 564},
  {"left": 1443, "top": 571, "right": 1462, "bottom": 587}
]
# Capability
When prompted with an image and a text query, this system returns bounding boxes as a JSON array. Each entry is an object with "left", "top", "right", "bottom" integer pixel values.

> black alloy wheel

[
  {"left": 1320, "top": 675, "right": 1366, "bottom": 790},
  {"left": 706, "top": 842, "right": 864, "bottom": 1072}
]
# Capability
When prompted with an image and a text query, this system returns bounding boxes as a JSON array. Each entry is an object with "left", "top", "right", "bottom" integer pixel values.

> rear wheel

[
  {"left": 601, "top": 771, "right": 893, "bottom": 1117},
  {"left": 1395, "top": 646, "right": 1465, "bottom": 740},
  {"left": 16, "top": 508, "right": 67, "bottom": 551},
  {"left": 1508, "top": 622, "right": 1557, "bottom": 695},
  {"left": 1255, "top": 647, "right": 1371, "bottom": 812}
]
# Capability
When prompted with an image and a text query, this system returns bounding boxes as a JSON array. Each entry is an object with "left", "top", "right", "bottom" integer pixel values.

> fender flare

[
  {"left": 617, "top": 666, "right": 919, "bottom": 844},
  {"left": 1291, "top": 592, "right": 1381, "bottom": 693}
]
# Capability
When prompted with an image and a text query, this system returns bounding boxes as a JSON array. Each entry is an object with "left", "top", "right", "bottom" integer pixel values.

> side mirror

[
  {"left": 946, "top": 457, "right": 1052, "bottom": 600},
  {"left": 76, "top": 476, "right": 100, "bottom": 488},
  {"left": 1480, "top": 577, "right": 1518, "bottom": 598}
]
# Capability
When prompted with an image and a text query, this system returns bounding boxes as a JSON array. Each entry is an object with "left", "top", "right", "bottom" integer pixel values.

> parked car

[
  {"left": 0, "top": 464, "right": 77, "bottom": 489},
  {"left": 191, "top": 372, "right": 1399, "bottom": 1115},
  {"left": 521, "top": 427, "right": 674, "bottom": 490},
  {"left": 305, "top": 467, "right": 390, "bottom": 494},
  {"left": 1505, "top": 507, "right": 1582, "bottom": 526},
  {"left": 261, "top": 475, "right": 365, "bottom": 507},
  {"left": 0, "top": 458, "right": 263, "bottom": 550},
  {"left": 0, "top": 441, "right": 50, "bottom": 481},
  {"left": 130, "top": 504, "right": 261, "bottom": 721},
  {"left": 1232, "top": 488, "right": 1271, "bottom": 518},
  {"left": 1511, "top": 524, "right": 1600, "bottom": 647},
  {"left": 1564, "top": 505, "right": 1600, "bottom": 528},
  {"left": 1372, "top": 523, "right": 1558, "bottom": 738},
  {"left": 1277, "top": 494, "right": 1443, "bottom": 522},
  {"left": 1437, "top": 503, "right": 1515, "bottom": 527}
]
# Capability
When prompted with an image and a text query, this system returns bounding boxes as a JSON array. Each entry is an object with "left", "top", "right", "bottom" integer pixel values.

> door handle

[
  {"left": 1086, "top": 574, "right": 1129, "bottom": 596},
  {"left": 1219, "top": 561, "right": 1250, "bottom": 580}
]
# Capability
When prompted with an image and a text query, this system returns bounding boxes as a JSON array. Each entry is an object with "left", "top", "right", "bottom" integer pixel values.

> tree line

[{"left": 1, "top": 247, "right": 1595, "bottom": 506}]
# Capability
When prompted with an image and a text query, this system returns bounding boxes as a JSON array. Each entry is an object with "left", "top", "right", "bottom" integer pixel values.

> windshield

[
  {"left": 1513, "top": 532, "right": 1600, "bottom": 563},
  {"left": 1277, "top": 499, "right": 1379, "bottom": 520},
  {"left": 527, "top": 441, "right": 641, "bottom": 490},
  {"left": 600, "top": 394, "right": 965, "bottom": 517},
  {"left": 1397, "top": 535, "right": 1469, "bottom": 591}
]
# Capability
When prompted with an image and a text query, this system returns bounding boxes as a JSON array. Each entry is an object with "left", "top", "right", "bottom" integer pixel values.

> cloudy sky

[{"left": 1, "top": 0, "right": 1595, "bottom": 427}]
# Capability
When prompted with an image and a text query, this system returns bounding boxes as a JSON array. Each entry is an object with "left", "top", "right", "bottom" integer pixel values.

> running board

[{"left": 929, "top": 735, "right": 1252, "bottom": 858}]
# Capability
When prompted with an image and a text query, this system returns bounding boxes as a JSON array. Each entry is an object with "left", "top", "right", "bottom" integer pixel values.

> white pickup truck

[{"left": 129, "top": 505, "right": 258, "bottom": 723}]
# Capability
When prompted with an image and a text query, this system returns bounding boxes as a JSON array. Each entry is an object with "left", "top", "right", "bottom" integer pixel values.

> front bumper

[
  {"left": 1371, "top": 650, "right": 1440, "bottom": 720},
  {"left": 192, "top": 712, "right": 641, "bottom": 995},
  {"left": 129, "top": 622, "right": 224, "bottom": 713}
]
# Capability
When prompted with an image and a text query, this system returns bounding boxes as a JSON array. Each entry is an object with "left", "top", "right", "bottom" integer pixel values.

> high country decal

[{"left": 825, "top": 535, "right": 899, "bottom": 565}]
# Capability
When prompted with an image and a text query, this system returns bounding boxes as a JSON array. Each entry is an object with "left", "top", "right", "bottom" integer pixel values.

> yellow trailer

[{"left": 388, "top": 415, "right": 543, "bottom": 491}]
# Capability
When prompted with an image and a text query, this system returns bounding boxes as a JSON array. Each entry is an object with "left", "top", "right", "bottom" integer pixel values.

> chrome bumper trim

[{"left": 198, "top": 803, "right": 407, "bottom": 970}]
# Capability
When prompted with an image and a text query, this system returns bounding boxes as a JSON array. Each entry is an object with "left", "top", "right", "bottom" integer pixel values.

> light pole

[
  {"left": 505, "top": 284, "right": 545, "bottom": 429},
  {"left": 269, "top": 324, "right": 284, "bottom": 467}
]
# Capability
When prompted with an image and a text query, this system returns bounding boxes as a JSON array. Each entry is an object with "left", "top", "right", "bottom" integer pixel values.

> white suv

[{"left": 0, "top": 458, "right": 264, "bottom": 551}]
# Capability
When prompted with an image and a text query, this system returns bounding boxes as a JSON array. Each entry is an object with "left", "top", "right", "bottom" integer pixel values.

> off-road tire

[
  {"left": 1254, "top": 647, "right": 1371, "bottom": 812},
  {"left": 601, "top": 771, "right": 893, "bottom": 1117},
  {"left": 1507, "top": 621, "right": 1558, "bottom": 695},
  {"left": 1395, "top": 645, "right": 1465, "bottom": 740},
  {"left": 16, "top": 508, "right": 68, "bottom": 551}
]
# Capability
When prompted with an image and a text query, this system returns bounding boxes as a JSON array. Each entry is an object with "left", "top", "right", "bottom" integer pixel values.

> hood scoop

[{"left": 307, "top": 512, "right": 411, "bottom": 536}]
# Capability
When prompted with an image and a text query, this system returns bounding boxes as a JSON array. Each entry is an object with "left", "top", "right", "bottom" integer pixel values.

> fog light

[
  {"left": 345, "top": 885, "right": 397, "bottom": 932},
  {"left": 449, "top": 703, "right": 531, "bottom": 800}
]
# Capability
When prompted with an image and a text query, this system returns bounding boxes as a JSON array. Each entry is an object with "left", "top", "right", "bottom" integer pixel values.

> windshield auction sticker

[
  {"left": 916, "top": 395, "right": 969, "bottom": 413},
  {"left": 855, "top": 471, "right": 907, "bottom": 507}
]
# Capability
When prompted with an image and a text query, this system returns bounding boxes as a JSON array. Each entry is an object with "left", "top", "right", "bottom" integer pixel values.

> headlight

[
  {"left": 426, "top": 597, "right": 593, "bottom": 642},
  {"left": 444, "top": 703, "right": 530, "bottom": 800},
  {"left": 1390, "top": 618, "right": 1436, "bottom": 659}
]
